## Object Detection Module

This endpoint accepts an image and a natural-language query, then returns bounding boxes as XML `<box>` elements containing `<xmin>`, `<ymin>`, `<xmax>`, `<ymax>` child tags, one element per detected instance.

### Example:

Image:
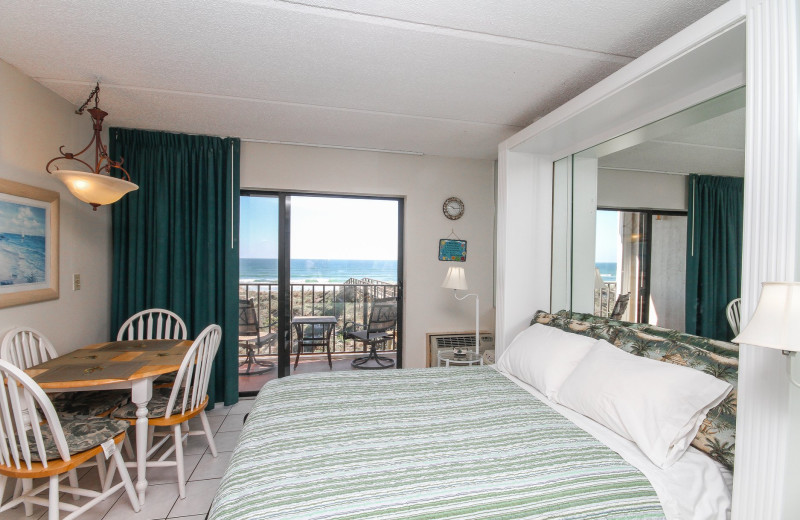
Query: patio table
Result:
<box><xmin>292</xmin><ymin>316</ymin><xmax>336</xmax><ymax>370</ymax></box>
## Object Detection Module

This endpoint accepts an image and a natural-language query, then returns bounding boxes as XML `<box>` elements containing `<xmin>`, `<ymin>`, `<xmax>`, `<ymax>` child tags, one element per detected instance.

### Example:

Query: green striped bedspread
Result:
<box><xmin>209</xmin><ymin>367</ymin><xmax>664</xmax><ymax>519</ymax></box>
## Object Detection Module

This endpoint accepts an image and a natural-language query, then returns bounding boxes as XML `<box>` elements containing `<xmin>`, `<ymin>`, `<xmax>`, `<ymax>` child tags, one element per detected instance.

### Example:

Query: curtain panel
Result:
<box><xmin>109</xmin><ymin>128</ymin><xmax>240</xmax><ymax>407</ymax></box>
<box><xmin>685</xmin><ymin>174</ymin><xmax>743</xmax><ymax>341</ymax></box>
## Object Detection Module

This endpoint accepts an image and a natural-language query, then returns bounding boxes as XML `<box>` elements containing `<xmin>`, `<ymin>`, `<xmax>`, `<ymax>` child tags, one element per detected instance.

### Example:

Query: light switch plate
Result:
<box><xmin>73</xmin><ymin>274</ymin><xmax>81</xmax><ymax>291</ymax></box>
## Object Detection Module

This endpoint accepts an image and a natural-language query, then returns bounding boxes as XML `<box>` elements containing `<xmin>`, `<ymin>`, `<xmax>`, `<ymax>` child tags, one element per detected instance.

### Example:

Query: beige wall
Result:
<box><xmin>241</xmin><ymin>143</ymin><xmax>496</xmax><ymax>368</ymax></box>
<box><xmin>0</xmin><ymin>60</ymin><xmax>112</xmax><ymax>355</ymax></box>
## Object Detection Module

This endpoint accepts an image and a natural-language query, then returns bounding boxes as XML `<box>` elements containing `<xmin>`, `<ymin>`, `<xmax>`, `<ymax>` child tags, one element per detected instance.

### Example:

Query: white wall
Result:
<box><xmin>597</xmin><ymin>169</ymin><xmax>688</xmax><ymax>211</ymax></box>
<box><xmin>240</xmin><ymin>142</ymin><xmax>495</xmax><ymax>368</ymax></box>
<box><xmin>0</xmin><ymin>60</ymin><xmax>112</xmax><ymax>355</ymax></box>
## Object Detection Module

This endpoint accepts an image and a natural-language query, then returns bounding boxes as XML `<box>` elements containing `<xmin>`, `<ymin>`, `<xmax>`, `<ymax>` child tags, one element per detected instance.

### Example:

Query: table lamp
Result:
<box><xmin>732</xmin><ymin>281</ymin><xmax>800</xmax><ymax>388</ymax></box>
<box><xmin>441</xmin><ymin>266</ymin><xmax>480</xmax><ymax>356</ymax></box>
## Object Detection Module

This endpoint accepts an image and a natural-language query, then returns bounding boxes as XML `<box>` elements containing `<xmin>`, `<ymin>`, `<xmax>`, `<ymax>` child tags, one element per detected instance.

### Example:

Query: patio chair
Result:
<box><xmin>239</xmin><ymin>298</ymin><xmax>277</xmax><ymax>375</ymax></box>
<box><xmin>113</xmin><ymin>324</ymin><xmax>221</xmax><ymax>499</ymax></box>
<box><xmin>726</xmin><ymin>297</ymin><xmax>742</xmax><ymax>335</ymax></box>
<box><xmin>610</xmin><ymin>292</ymin><xmax>631</xmax><ymax>320</ymax></box>
<box><xmin>0</xmin><ymin>359</ymin><xmax>140</xmax><ymax>520</ymax></box>
<box><xmin>346</xmin><ymin>298</ymin><xmax>397</xmax><ymax>369</ymax></box>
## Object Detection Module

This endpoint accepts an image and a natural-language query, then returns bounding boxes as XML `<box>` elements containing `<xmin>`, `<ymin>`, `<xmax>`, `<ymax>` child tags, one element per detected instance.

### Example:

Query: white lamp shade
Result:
<box><xmin>52</xmin><ymin>170</ymin><xmax>138</xmax><ymax>206</ymax></box>
<box><xmin>441</xmin><ymin>266</ymin><xmax>468</xmax><ymax>290</ymax></box>
<box><xmin>732</xmin><ymin>282</ymin><xmax>800</xmax><ymax>351</ymax></box>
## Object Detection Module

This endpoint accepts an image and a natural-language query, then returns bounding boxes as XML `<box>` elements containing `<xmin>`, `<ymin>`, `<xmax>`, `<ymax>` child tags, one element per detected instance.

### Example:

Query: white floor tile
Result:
<box><xmin>182</xmin><ymin>433</ymin><xmax>213</xmax><ymax>456</ymax></box>
<box><xmin>190</xmin><ymin>452</ymin><xmax>233</xmax><ymax>481</ymax></box>
<box><xmin>145</xmin><ymin>454</ymin><xmax>203</xmax><ymax>486</ymax></box>
<box><xmin>168</xmin><ymin>515</ymin><xmax>206</xmax><ymax>520</ymax></box>
<box><xmin>0</xmin><ymin>501</ymin><xmax>46</xmax><ymax>520</ymax></box>
<box><xmin>228</xmin><ymin>399</ymin><xmax>255</xmax><ymax>416</ymax></box>
<box><xmin>217</xmin><ymin>414</ymin><xmax>245</xmax><ymax>433</ymax></box>
<box><xmin>166</xmin><ymin>478</ymin><xmax>221</xmax><ymax>518</ymax></box>
<box><xmin>205</xmin><ymin>403</ymin><xmax>232</xmax><ymax>417</ymax></box>
<box><xmin>212</xmin><ymin>430</ymin><xmax>241</xmax><ymax>453</ymax></box>
<box><xmin>105</xmin><ymin>482</ymin><xmax>178</xmax><ymax>520</ymax></box>
<box><xmin>192</xmin><ymin>414</ymin><xmax>224</xmax><ymax>434</ymax></box>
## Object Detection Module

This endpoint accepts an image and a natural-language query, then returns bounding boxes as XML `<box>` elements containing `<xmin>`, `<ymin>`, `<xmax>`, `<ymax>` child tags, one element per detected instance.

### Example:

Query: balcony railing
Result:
<box><xmin>594</xmin><ymin>281</ymin><xmax>618</xmax><ymax>318</ymax></box>
<box><xmin>239</xmin><ymin>281</ymin><xmax>399</xmax><ymax>356</ymax></box>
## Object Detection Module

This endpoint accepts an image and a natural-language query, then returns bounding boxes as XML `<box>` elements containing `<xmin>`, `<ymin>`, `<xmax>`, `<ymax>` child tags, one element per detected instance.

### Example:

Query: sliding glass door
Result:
<box><xmin>238</xmin><ymin>192</ymin><xmax>403</xmax><ymax>396</ymax></box>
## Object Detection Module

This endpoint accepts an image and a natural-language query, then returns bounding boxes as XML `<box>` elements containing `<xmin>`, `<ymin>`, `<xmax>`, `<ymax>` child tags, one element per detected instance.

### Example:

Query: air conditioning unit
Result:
<box><xmin>427</xmin><ymin>331</ymin><xmax>495</xmax><ymax>367</ymax></box>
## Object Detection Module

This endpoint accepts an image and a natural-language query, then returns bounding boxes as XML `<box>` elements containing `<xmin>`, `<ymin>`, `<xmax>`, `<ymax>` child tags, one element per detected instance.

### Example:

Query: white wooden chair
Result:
<box><xmin>113</xmin><ymin>324</ymin><xmax>221</xmax><ymax>499</ymax></box>
<box><xmin>116</xmin><ymin>309</ymin><xmax>189</xmax><ymax>454</ymax></box>
<box><xmin>0</xmin><ymin>360</ymin><xmax>140</xmax><ymax>520</ymax></box>
<box><xmin>726</xmin><ymin>297</ymin><xmax>742</xmax><ymax>336</ymax></box>
<box><xmin>1</xmin><ymin>327</ymin><xmax>129</xmax><ymax>501</ymax></box>
<box><xmin>117</xmin><ymin>308</ymin><xmax>187</xmax><ymax>341</ymax></box>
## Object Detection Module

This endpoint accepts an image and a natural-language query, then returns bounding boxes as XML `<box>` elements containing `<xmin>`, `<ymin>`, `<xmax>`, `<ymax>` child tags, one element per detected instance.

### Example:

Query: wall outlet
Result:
<box><xmin>73</xmin><ymin>274</ymin><xmax>81</xmax><ymax>291</ymax></box>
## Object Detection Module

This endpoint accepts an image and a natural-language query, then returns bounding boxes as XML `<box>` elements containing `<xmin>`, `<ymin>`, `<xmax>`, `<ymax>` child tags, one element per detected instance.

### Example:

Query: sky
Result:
<box><xmin>595</xmin><ymin>210</ymin><xmax>619</xmax><ymax>263</ymax></box>
<box><xmin>0</xmin><ymin>200</ymin><xmax>46</xmax><ymax>237</ymax></box>
<box><xmin>240</xmin><ymin>195</ymin><xmax>399</xmax><ymax>260</ymax></box>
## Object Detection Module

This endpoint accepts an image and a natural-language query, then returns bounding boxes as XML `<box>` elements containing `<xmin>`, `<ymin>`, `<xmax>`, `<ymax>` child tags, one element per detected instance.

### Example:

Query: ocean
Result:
<box><xmin>240</xmin><ymin>258</ymin><xmax>398</xmax><ymax>284</ymax></box>
<box><xmin>596</xmin><ymin>262</ymin><xmax>617</xmax><ymax>282</ymax></box>
<box><xmin>0</xmin><ymin>233</ymin><xmax>46</xmax><ymax>286</ymax></box>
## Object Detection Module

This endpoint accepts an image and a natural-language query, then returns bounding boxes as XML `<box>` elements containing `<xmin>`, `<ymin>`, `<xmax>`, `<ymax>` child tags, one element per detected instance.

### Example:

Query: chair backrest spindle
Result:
<box><xmin>1</xmin><ymin>328</ymin><xmax>59</xmax><ymax>370</ymax></box>
<box><xmin>0</xmin><ymin>360</ymin><xmax>70</xmax><ymax>471</ymax></box>
<box><xmin>166</xmin><ymin>325</ymin><xmax>221</xmax><ymax>419</ymax></box>
<box><xmin>117</xmin><ymin>308</ymin><xmax>188</xmax><ymax>341</ymax></box>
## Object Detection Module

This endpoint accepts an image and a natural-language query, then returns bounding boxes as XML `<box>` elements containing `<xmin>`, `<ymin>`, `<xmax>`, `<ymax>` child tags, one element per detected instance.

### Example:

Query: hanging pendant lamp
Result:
<box><xmin>46</xmin><ymin>82</ymin><xmax>137</xmax><ymax>210</ymax></box>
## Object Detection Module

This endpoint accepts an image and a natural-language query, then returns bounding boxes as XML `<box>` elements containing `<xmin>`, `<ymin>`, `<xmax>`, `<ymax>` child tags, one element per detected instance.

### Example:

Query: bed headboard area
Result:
<box><xmin>530</xmin><ymin>310</ymin><xmax>738</xmax><ymax>470</ymax></box>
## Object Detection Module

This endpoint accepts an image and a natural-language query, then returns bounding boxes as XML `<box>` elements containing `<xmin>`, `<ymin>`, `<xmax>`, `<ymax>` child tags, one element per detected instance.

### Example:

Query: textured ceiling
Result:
<box><xmin>599</xmin><ymin>108</ymin><xmax>745</xmax><ymax>177</ymax></box>
<box><xmin>0</xmin><ymin>0</ymin><xmax>728</xmax><ymax>159</ymax></box>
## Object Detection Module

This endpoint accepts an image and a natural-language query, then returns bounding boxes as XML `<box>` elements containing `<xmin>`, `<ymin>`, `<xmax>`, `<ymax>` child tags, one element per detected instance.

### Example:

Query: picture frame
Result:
<box><xmin>438</xmin><ymin>239</ymin><xmax>467</xmax><ymax>262</ymax></box>
<box><xmin>0</xmin><ymin>178</ymin><xmax>59</xmax><ymax>308</ymax></box>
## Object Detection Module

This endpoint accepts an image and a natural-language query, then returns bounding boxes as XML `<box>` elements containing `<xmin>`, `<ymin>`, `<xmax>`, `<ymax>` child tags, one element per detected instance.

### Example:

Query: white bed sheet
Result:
<box><xmin>498</xmin><ymin>369</ymin><xmax>732</xmax><ymax>520</ymax></box>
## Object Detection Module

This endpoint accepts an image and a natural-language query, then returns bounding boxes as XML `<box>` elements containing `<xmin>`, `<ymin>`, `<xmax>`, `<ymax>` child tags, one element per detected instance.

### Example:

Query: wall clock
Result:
<box><xmin>443</xmin><ymin>197</ymin><xmax>465</xmax><ymax>220</ymax></box>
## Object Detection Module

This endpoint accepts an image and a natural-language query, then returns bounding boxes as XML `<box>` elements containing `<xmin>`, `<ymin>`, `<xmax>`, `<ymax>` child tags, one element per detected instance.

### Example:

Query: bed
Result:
<box><xmin>209</xmin><ymin>312</ymin><xmax>735</xmax><ymax>520</ymax></box>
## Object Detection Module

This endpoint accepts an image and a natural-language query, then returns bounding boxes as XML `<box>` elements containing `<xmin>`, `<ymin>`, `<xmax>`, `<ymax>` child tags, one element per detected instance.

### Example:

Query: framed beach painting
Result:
<box><xmin>0</xmin><ymin>178</ymin><xmax>59</xmax><ymax>308</ymax></box>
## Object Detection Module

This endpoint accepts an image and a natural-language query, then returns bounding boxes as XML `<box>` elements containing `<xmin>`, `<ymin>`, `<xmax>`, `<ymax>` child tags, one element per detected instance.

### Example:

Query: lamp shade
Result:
<box><xmin>732</xmin><ymin>282</ymin><xmax>800</xmax><ymax>351</ymax></box>
<box><xmin>441</xmin><ymin>266</ymin><xmax>468</xmax><ymax>290</ymax></box>
<box><xmin>52</xmin><ymin>170</ymin><xmax>138</xmax><ymax>207</ymax></box>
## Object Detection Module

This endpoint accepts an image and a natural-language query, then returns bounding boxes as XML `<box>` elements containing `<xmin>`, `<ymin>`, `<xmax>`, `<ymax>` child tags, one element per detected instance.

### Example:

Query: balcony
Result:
<box><xmin>238</xmin><ymin>280</ymin><xmax>399</xmax><ymax>393</ymax></box>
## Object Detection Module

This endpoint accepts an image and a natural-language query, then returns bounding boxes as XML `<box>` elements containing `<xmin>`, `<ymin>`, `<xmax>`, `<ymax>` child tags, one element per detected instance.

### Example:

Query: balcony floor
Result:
<box><xmin>238</xmin><ymin>352</ymin><xmax>398</xmax><ymax>394</ymax></box>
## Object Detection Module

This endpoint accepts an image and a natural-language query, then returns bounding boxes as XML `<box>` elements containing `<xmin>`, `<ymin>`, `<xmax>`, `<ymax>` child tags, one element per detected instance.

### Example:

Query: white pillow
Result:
<box><xmin>495</xmin><ymin>324</ymin><xmax>596</xmax><ymax>399</ymax></box>
<box><xmin>556</xmin><ymin>340</ymin><xmax>733</xmax><ymax>469</ymax></box>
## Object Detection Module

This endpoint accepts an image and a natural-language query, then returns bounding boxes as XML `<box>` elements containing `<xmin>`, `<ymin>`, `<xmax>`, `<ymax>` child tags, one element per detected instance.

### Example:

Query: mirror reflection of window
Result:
<box><xmin>562</xmin><ymin>87</ymin><xmax>744</xmax><ymax>338</ymax></box>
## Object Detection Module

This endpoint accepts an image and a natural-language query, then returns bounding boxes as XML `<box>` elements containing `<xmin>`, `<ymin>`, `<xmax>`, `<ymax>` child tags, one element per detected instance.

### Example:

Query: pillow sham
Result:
<box><xmin>530</xmin><ymin>310</ymin><xmax>619</xmax><ymax>342</ymax></box>
<box><xmin>613</xmin><ymin>327</ymin><xmax>738</xmax><ymax>469</ymax></box>
<box><xmin>495</xmin><ymin>324</ymin><xmax>596</xmax><ymax>399</ymax></box>
<box><xmin>556</xmin><ymin>339</ymin><xmax>733</xmax><ymax>469</ymax></box>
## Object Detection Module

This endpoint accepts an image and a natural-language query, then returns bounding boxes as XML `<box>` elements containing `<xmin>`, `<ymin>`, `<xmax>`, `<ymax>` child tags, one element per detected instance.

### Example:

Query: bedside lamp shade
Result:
<box><xmin>732</xmin><ymin>282</ymin><xmax>800</xmax><ymax>352</ymax></box>
<box><xmin>442</xmin><ymin>267</ymin><xmax>468</xmax><ymax>290</ymax></box>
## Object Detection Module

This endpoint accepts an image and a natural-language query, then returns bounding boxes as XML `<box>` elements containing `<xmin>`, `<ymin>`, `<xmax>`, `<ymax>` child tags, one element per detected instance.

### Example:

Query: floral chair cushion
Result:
<box><xmin>52</xmin><ymin>390</ymin><xmax>130</xmax><ymax>417</ymax></box>
<box><xmin>530</xmin><ymin>310</ymin><xmax>620</xmax><ymax>342</ymax></box>
<box><xmin>28</xmin><ymin>416</ymin><xmax>129</xmax><ymax>462</ymax></box>
<box><xmin>613</xmin><ymin>327</ymin><xmax>737</xmax><ymax>469</ymax></box>
<box><xmin>112</xmin><ymin>387</ymin><xmax>186</xmax><ymax>420</ymax></box>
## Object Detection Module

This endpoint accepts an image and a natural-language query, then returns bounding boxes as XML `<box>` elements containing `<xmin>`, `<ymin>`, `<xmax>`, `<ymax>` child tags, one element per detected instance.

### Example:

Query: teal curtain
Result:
<box><xmin>109</xmin><ymin>128</ymin><xmax>240</xmax><ymax>408</ymax></box>
<box><xmin>685</xmin><ymin>174</ymin><xmax>743</xmax><ymax>341</ymax></box>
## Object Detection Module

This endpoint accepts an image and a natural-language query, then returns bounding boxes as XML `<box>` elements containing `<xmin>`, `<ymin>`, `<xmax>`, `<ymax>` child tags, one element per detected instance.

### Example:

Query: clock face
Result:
<box><xmin>443</xmin><ymin>197</ymin><xmax>464</xmax><ymax>220</ymax></box>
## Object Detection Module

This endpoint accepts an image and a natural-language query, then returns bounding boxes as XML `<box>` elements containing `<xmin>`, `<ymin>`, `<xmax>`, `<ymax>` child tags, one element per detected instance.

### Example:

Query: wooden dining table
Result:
<box><xmin>25</xmin><ymin>339</ymin><xmax>192</xmax><ymax>506</ymax></box>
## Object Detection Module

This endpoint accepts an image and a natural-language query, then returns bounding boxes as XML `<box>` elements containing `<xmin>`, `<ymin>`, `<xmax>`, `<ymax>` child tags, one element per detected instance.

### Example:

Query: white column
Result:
<box><xmin>496</xmin><ymin>146</ymin><xmax>553</xmax><ymax>355</ymax></box>
<box><xmin>732</xmin><ymin>1</ymin><xmax>799</xmax><ymax>518</ymax></box>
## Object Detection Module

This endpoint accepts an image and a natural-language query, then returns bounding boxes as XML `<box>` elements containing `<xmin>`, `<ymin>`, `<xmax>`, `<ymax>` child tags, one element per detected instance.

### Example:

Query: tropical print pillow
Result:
<box><xmin>613</xmin><ymin>327</ymin><xmax>737</xmax><ymax>469</ymax></box>
<box><xmin>563</xmin><ymin>311</ymin><xmax>739</xmax><ymax>358</ymax></box>
<box><xmin>530</xmin><ymin>310</ymin><xmax>619</xmax><ymax>342</ymax></box>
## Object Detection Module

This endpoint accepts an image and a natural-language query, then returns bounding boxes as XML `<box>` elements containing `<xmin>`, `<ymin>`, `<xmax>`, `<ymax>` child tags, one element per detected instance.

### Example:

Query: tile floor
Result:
<box><xmin>2</xmin><ymin>398</ymin><xmax>254</xmax><ymax>520</ymax></box>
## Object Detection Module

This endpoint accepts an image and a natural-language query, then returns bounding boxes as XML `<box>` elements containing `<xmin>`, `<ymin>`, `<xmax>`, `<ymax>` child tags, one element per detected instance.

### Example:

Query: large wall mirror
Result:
<box><xmin>552</xmin><ymin>86</ymin><xmax>745</xmax><ymax>340</ymax></box>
